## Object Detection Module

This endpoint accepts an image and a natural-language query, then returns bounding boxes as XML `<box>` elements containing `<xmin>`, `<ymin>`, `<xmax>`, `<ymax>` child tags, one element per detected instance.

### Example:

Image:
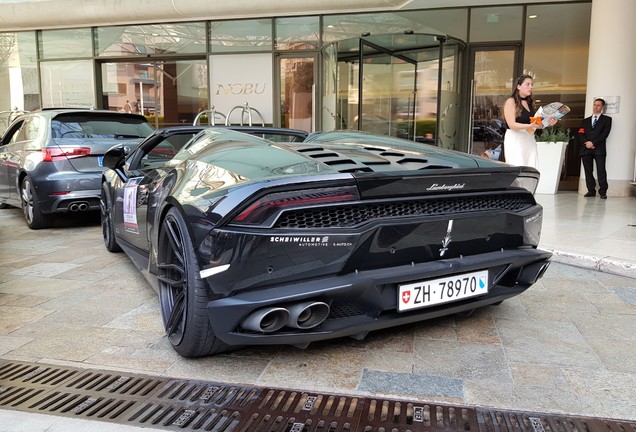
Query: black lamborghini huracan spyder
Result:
<box><xmin>100</xmin><ymin>127</ymin><xmax>551</xmax><ymax>357</ymax></box>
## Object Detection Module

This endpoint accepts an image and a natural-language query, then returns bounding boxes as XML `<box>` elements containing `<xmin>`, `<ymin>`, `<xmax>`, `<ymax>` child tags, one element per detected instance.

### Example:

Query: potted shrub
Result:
<box><xmin>535</xmin><ymin>125</ymin><xmax>571</xmax><ymax>194</ymax></box>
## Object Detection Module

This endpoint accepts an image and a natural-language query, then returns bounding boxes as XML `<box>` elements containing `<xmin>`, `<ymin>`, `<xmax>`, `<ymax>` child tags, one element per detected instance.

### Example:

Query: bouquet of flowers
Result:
<box><xmin>530</xmin><ymin>102</ymin><xmax>570</xmax><ymax>128</ymax></box>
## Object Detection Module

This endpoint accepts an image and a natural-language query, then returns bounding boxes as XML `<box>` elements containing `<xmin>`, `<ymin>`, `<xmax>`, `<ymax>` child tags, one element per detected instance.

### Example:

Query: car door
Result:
<box><xmin>113</xmin><ymin>129</ymin><xmax>200</xmax><ymax>255</ymax></box>
<box><xmin>0</xmin><ymin>119</ymin><xmax>27</xmax><ymax>203</ymax></box>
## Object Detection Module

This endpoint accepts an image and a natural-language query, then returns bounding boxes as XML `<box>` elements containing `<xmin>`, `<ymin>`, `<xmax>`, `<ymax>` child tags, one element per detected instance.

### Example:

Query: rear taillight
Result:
<box><xmin>233</xmin><ymin>185</ymin><xmax>360</xmax><ymax>225</ymax></box>
<box><xmin>42</xmin><ymin>147</ymin><xmax>91</xmax><ymax>162</ymax></box>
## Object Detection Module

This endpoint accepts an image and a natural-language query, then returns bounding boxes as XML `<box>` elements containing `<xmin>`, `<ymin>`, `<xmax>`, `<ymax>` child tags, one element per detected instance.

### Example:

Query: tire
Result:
<box><xmin>100</xmin><ymin>183</ymin><xmax>122</xmax><ymax>252</ymax></box>
<box><xmin>20</xmin><ymin>176</ymin><xmax>53</xmax><ymax>229</ymax></box>
<box><xmin>157</xmin><ymin>207</ymin><xmax>228</xmax><ymax>357</ymax></box>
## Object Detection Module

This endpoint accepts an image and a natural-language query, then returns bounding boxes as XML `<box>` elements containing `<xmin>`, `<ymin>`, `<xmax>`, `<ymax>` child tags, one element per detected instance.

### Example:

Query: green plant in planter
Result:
<box><xmin>537</xmin><ymin>124</ymin><xmax>571</xmax><ymax>142</ymax></box>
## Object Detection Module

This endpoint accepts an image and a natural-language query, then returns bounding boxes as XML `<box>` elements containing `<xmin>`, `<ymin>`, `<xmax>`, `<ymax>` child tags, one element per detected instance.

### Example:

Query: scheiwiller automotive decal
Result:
<box><xmin>269</xmin><ymin>236</ymin><xmax>353</xmax><ymax>247</ymax></box>
<box><xmin>439</xmin><ymin>220</ymin><xmax>453</xmax><ymax>257</ymax></box>
<box><xmin>123</xmin><ymin>177</ymin><xmax>143</xmax><ymax>234</ymax></box>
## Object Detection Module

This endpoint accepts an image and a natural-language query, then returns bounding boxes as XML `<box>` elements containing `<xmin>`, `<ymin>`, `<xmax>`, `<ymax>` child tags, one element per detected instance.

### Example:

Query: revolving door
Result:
<box><xmin>321</xmin><ymin>33</ymin><xmax>465</xmax><ymax>150</ymax></box>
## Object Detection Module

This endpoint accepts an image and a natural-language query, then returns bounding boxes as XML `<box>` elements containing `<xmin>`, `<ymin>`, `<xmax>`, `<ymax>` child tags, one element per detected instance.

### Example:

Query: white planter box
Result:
<box><xmin>536</xmin><ymin>141</ymin><xmax>568</xmax><ymax>194</ymax></box>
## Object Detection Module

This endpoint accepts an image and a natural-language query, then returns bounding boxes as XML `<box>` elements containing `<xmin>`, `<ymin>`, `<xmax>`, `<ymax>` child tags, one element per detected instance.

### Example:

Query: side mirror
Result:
<box><xmin>103</xmin><ymin>145</ymin><xmax>127</xmax><ymax>170</ymax></box>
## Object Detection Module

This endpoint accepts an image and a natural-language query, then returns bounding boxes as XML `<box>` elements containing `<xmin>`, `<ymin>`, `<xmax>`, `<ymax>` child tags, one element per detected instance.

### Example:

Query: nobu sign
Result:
<box><xmin>215</xmin><ymin>83</ymin><xmax>267</xmax><ymax>95</ymax></box>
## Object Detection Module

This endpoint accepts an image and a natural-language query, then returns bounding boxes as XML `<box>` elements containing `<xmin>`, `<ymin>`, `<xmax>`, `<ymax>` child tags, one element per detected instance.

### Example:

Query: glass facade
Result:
<box><xmin>39</xmin><ymin>28</ymin><xmax>92</xmax><ymax>59</ymax></box>
<box><xmin>0</xmin><ymin>31</ymin><xmax>38</xmax><ymax>130</ymax></box>
<box><xmin>95</xmin><ymin>23</ymin><xmax>207</xmax><ymax>56</ymax></box>
<box><xmin>40</xmin><ymin>60</ymin><xmax>95</xmax><ymax>108</ymax></box>
<box><xmin>0</xmin><ymin>2</ymin><xmax>592</xmax><ymax>152</ymax></box>
<box><xmin>275</xmin><ymin>16</ymin><xmax>320</xmax><ymax>50</ymax></box>
<box><xmin>209</xmin><ymin>19</ymin><xmax>273</xmax><ymax>52</ymax></box>
<box><xmin>469</xmin><ymin>6</ymin><xmax>524</xmax><ymax>42</ymax></box>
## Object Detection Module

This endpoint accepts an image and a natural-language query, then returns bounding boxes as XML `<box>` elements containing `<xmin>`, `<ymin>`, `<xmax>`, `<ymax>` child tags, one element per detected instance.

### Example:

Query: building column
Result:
<box><xmin>579</xmin><ymin>0</ymin><xmax>636</xmax><ymax>197</ymax></box>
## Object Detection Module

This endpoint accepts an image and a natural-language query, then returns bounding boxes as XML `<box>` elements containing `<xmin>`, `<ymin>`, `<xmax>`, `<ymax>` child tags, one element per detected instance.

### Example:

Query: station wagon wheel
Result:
<box><xmin>157</xmin><ymin>207</ymin><xmax>228</xmax><ymax>357</ymax></box>
<box><xmin>20</xmin><ymin>176</ymin><xmax>53</xmax><ymax>229</ymax></box>
<box><xmin>100</xmin><ymin>183</ymin><xmax>121</xmax><ymax>252</ymax></box>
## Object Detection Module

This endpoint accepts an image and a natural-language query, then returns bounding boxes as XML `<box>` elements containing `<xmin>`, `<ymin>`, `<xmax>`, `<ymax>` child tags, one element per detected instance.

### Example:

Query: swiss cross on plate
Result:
<box><xmin>401</xmin><ymin>290</ymin><xmax>411</xmax><ymax>304</ymax></box>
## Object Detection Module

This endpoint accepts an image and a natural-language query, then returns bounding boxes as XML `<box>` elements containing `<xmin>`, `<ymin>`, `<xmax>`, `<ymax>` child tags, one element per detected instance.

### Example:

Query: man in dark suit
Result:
<box><xmin>578</xmin><ymin>98</ymin><xmax>612</xmax><ymax>199</ymax></box>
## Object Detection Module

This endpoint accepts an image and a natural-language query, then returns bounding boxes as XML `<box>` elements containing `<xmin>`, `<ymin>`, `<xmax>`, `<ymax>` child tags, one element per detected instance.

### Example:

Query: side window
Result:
<box><xmin>16</xmin><ymin>118</ymin><xmax>42</xmax><ymax>149</ymax></box>
<box><xmin>24</xmin><ymin>117</ymin><xmax>41</xmax><ymax>141</ymax></box>
<box><xmin>1</xmin><ymin>120</ymin><xmax>26</xmax><ymax>145</ymax></box>
<box><xmin>140</xmin><ymin>133</ymin><xmax>197</xmax><ymax>168</ymax></box>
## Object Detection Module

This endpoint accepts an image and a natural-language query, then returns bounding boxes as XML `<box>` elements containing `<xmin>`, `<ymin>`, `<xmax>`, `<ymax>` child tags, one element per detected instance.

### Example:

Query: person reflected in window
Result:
<box><xmin>503</xmin><ymin>74</ymin><xmax>557</xmax><ymax>169</ymax></box>
<box><xmin>578</xmin><ymin>98</ymin><xmax>612</xmax><ymax>199</ymax></box>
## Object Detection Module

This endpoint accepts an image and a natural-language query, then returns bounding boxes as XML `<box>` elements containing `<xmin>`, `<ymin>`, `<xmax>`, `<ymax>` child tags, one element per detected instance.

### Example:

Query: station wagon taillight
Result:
<box><xmin>42</xmin><ymin>147</ymin><xmax>91</xmax><ymax>162</ymax></box>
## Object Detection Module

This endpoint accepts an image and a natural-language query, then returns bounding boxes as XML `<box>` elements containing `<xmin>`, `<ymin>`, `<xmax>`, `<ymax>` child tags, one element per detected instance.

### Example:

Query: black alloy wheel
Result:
<box><xmin>20</xmin><ymin>176</ymin><xmax>52</xmax><ymax>229</ymax></box>
<box><xmin>157</xmin><ymin>207</ymin><xmax>228</xmax><ymax>357</ymax></box>
<box><xmin>100</xmin><ymin>183</ymin><xmax>122</xmax><ymax>252</ymax></box>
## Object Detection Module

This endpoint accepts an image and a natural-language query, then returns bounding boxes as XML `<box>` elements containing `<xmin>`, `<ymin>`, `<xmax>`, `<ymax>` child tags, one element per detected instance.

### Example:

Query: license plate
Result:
<box><xmin>398</xmin><ymin>270</ymin><xmax>489</xmax><ymax>312</ymax></box>
<box><xmin>98</xmin><ymin>156</ymin><xmax>104</xmax><ymax>167</ymax></box>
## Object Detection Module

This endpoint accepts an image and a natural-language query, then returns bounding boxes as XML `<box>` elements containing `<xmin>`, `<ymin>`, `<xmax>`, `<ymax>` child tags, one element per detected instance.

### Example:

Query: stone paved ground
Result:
<box><xmin>1</xmin><ymin>206</ymin><xmax>635</xmax><ymax>420</ymax></box>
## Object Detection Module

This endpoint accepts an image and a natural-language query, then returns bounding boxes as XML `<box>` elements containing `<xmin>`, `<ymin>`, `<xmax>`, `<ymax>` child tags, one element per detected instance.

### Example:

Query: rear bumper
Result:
<box><xmin>33</xmin><ymin>172</ymin><xmax>101</xmax><ymax>214</ymax></box>
<box><xmin>206</xmin><ymin>248</ymin><xmax>551</xmax><ymax>347</ymax></box>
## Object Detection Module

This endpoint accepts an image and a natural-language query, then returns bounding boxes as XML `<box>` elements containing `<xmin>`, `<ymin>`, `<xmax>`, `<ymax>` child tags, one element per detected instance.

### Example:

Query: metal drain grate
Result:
<box><xmin>0</xmin><ymin>360</ymin><xmax>634</xmax><ymax>432</ymax></box>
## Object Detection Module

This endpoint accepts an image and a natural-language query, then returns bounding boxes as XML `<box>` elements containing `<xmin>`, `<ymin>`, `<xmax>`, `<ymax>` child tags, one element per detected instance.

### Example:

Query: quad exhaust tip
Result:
<box><xmin>518</xmin><ymin>260</ymin><xmax>551</xmax><ymax>285</ymax></box>
<box><xmin>287</xmin><ymin>301</ymin><xmax>330</xmax><ymax>329</ymax></box>
<box><xmin>68</xmin><ymin>201</ymin><xmax>90</xmax><ymax>211</ymax></box>
<box><xmin>241</xmin><ymin>307</ymin><xmax>289</xmax><ymax>333</ymax></box>
<box><xmin>241</xmin><ymin>301</ymin><xmax>330</xmax><ymax>333</ymax></box>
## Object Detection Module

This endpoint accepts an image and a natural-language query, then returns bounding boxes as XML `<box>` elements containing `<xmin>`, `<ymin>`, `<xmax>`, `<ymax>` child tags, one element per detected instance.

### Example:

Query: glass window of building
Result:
<box><xmin>96</xmin><ymin>23</ymin><xmax>207</xmax><ymax>57</ymax></box>
<box><xmin>0</xmin><ymin>31</ymin><xmax>39</xmax><ymax>121</ymax></box>
<box><xmin>40</xmin><ymin>60</ymin><xmax>95</xmax><ymax>108</ymax></box>
<box><xmin>524</xmin><ymin>2</ymin><xmax>591</xmax><ymax>181</ymax></box>
<box><xmin>524</xmin><ymin>3</ymin><xmax>591</xmax><ymax>120</ymax></box>
<box><xmin>209</xmin><ymin>19</ymin><xmax>272</xmax><ymax>52</ymax></box>
<box><xmin>39</xmin><ymin>28</ymin><xmax>92</xmax><ymax>59</ymax></box>
<box><xmin>275</xmin><ymin>16</ymin><xmax>319</xmax><ymax>50</ymax></box>
<box><xmin>469</xmin><ymin>7</ymin><xmax>523</xmax><ymax>42</ymax></box>
<box><xmin>323</xmin><ymin>10</ymin><xmax>467</xmax><ymax>43</ymax></box>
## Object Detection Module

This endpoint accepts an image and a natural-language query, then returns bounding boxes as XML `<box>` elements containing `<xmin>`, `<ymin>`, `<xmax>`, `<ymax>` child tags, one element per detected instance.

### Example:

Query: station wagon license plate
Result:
<box><xmin>98</xmin><ymin>156</ymin><xmax>104</xmax><ymax>167</ymax></box>
<box><xmin>398</xmin><ymin>270</ymin><xmax>489</xmax><ymax>312</ymax></box>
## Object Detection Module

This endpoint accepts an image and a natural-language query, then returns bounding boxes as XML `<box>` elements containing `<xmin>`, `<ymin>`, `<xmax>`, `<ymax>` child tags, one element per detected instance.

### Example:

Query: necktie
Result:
<box><xmin>592</xmin><ymin>116</ymin><xmax>597</xmax><ymax>128</ymax></box>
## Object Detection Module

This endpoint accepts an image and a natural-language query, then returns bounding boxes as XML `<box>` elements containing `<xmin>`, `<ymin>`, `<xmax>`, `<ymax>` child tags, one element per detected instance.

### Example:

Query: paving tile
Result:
<box><xmin>8</xmin><ymin>325</ymin><xmax>140</xmax><ymax>362</ymax></box>
<box><xmin>5</xmin><ymin>319</ymin><xmax>65</xmax><ymax>339</ymax></box>
<box><xmin>463</xmin><ymin>380</ymin><xmax>583</xmax><ymax>416</ymax></box>
<box><xmin>0</xmin><ymin>335</ymin><xmax>33</xmax><ymax>356</ymax></box>
<box><xmin>257</xmin><ymin>345</ymin><xmax>366</xmax><ymax>391</ymax></box>
<box><xmin>569</xmin><ymin>313</ymin><xmax>636</xmax><ymax>341</ymax></box>
<box><xmin>104</xmin><ymin>300</ymin><xmax>165</xmax><ymax>333</ymax></box>
<box><xmin>483</xmin><ymin>296</ymin><xmax>531</xmax><ymax>321</ymax></box>
<box><xmin>4</xmin><ymin>295</ymin><xmax>51</xmax><ymax>308</ymax></box>
<box><xmin>585</xmin><ymin>338</ymin><xmax>636</xmax><ymax>374</ymax></box>
<box><xmin>608</xmin><ymin>286</ymin><xmax>636</xmax><ymax>305</ymax></box>
<box><xmin>84</xmin><ymin>345</ymin><xmax>178</xmax><ymax>374</ymax></box>
<box><xmin>495</xmin><ymin>318</ymin><xmax>604</xmax><ymax>368</ymax></box>
<box><xmin>357</xmin><ymin>349</ymin><xmax>414</xmax><ymax>374</ymax></box>
<box><xmin>0</xmin><ymin>306</ymin><xmax>54</xmax><ymax>334</ymax></box>
<box><xmin>0</xmin><ymin>276</ymin><xmax>85</xmax><ymax>297</ymax></box>
<box><xmin>0</xmin><ymin>293</ymin><xmax>21</xmax><ymax>305</ymax></box>
<box><xmin>509</xmin><ymin>363</ymin><xmax>568</xmax><ymax>387</ymax></box>
<box><xmin>412</xmin><ymin>338</ymin><xmax>511</xmax><ymax>382</ymax></box>
<box><xmin>167</xmin><ymin>353</ymin><xmax>271</xmax><ymax>384</ymax></box>
<box><xmin>562</xmin><ymin>367</ymin><xmax>636</xmax><ymax>420</ymax></box>
<box><xmin>358</xmin><ymin>369</ymin><xmax>464</xmax><ymax>399</ymax></box>
<box><xmin>522</xmin><ymin>290</ymin><xmax>600</xmax><ymax>321</ymax></box>
<box><xmin>455</xmin><ymin>315</ymin><xmax>501</xmax><ymax>345</ymax></box>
